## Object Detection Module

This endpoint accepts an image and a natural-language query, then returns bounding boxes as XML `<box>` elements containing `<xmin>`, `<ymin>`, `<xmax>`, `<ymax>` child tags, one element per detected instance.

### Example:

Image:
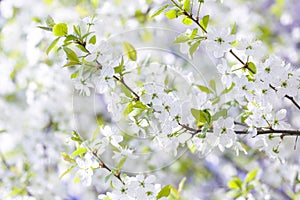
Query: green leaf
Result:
<box><xmin>228</xmin><ymin>178</ymin><xmax>242</xmax><ymax>189</ymax></box>
<box><xmin>200</xmin><ymin>15</ymin><xmax>209</xmax><ymax>30</ymax></box>
<box><xmin>190</xmin><ymin>28</ymin><xmax>198</xmax><ymax>39</ymax></box>
<box><xmin>46</xmin><ymin>37</ymin><xmax>60</xmax><ymax>55</ymax></box>
<box><xmin>182</xmin><ymin>16</ymin><xmax>193</xmax><ymax>25</ymax></box>
<box><xmin>231</xmin><ymin>22</ymin><xmax>237</xmax><ymax>35</ymax></box>
<box><xmin>46</xmin><ymin>15</ymin><xmax>56</xmax><ymax>27</ymax></box>
<box><xmin>104</xmin><ymin>173</ymin><xmax>112</xmax><ymax>183</ymax></box>
<box><xmin>151</xmin><ymin>5</ymin><xmax>169</xmax><ymax>18</ymax></box>
<box><xmin>114</xmin><ymin>57</ymin><xmax>125</xmax><ymax>75</ymax></box>
<box><xmin>245</xmin><ymin>169</ymin><xmax>258</xmax><ymax>183</ymax></box>
<box><xmin>71</xmin><ymin>130</ymin><xmax>83</xmax><ymax>142</ymax></box>
<box><xmin>211</xmin><ymin>96</ymin><xmax>220</xmax><ymax>105</ymax></box>
<box><xmin>156</xmin><ymin>185</ymin><xmax>171</xmax><ymax>199</ymax></box>
<box><xmin>0</xmin><ymin>130</ymin><xmax>6</xmax><ymax>133</ymax></box>
<box><xmin>165</xmin><ymin>9</ymin><xmax>177</xmax><ymax>19</ymax></box>
<box><xmin>221</xmin><ymin>82</ymin><xmax>235</xmax><ymax>95</ymax></box>
<box><xmin>63</xmin><ymin>46</ymin><xmax>79</xmax><ymax>63</ymax></box>
<box><xmin>212</xmin><ymin>109</ymin><xmax>227</xmax><ymax>121</ymax></box>
<box><xmin>64</xmin><ymin>34</ymin><xmax>78</xmax><ymax>43</ymax></box>
<box><xmin>59</xmin><ymin>165</ymin><xmax>76</xmax><ymax>179</ymax></box>
<box><xmin>247</xmin><ymin>62</ymin><xmax>256</xmax><ymax>74</ymax></box>
<box><xmin>89</xmin><ymin>35</ymin><xmax>97</xmax><ymax>44</ymax></box>
<box><xmin>70</xmin><ymin>71</ymin><xmax>79</xmax><ymax>79</ymax></box>
<box><xmin>123</xmin><ymin>42</ymin><xmax>137</xmax><ymax>61</ymax></box>
<box><xmin>173</xmin><ymin>34</ymin><xmax>190</xmax><ymax>44</ymax></box>
<box><xmin>116</xmin><ymin>157</ymin><xmax>127</xmax><ymax>170</ymax></box>
<box><xmin>209</xmin><ymin>79</ymin><xmax>216</xmax><ymax>91</ymax></box>
<box><xmin>61</xmin><ymin>152</ymin><xmax>75</xmax><ymax>163</ymax></box>
<box><xmin>196</xmin><ymin>84</ymin><xmax>213</xmax><ymax>94</ymax></box>
<box><xmin>71</xmin><ymin>147</ymin><xmax>87</xmax><ymax>158</ymax></box>
<box><xmin>226</xmin><ymin>189</ymin><xmax>242</xmax><ymax>199</ymax></box>
<box><xmin>183</xmin><ymin>0</ymin><xmax>190</xmax><ymax>11</ymax></box>
<box><xmin>53</xmin><ymin>23</ymin><xmax>68</xmax><ymax>37</ymax></box>
<box><xmin>63</xmin><ymin>61</ymin><xmax>80</xmax><ymax>68</ymax></box>
<box><xmin>189</xmin><ymin>40</ymin><xmax>201</xmax><ymax>58</ymax></box>
<box><xmin>37</xmin><ymin>26</ymin><xmax>52</xmax><ymax>32</ymax></box>
<box><xmin>191</xmin><ymin>108</ymin><xmax>211</xmax><ymax>126</ymax></box>
<box><xmin>73</xmin><ymin>25</ymin><xmax>81</xmax><ymax>37</ymax></box>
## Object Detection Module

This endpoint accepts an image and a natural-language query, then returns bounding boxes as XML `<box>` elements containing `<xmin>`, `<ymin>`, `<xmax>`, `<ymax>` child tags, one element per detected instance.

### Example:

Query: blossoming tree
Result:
<box><xmin>0</xmin><ymin>0</ymin><xmax>299</xmax><ymax>199</ymax></box>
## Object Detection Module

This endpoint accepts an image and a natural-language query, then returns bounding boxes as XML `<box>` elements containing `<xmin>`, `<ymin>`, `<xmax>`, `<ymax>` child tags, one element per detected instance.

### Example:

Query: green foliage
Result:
<box><xmin>123</xmin><ymin>42</ymin><xmax>137</xmax><ymax>61</ymax></box>
<box><xmin>156</xmin><ymin>185</ymin><xmax>180</xmax><ymax>200</ymax></box>
<box><xmin>63</xmin><ymin>46</ymin><xmax>80</xmax><ymax>63</ymax></box>
<box><xmin>89</xmin><ymin>35</ymin><xmax>96</xmax><ymax>44</ymax></box>
<box><xmin>59</xmin><ymin>165</ymin><xmax>76</xmax><ymax>179</ymax></box>
<box><xmin>227</xmin><ymin>169</ymin><xmax>259</xmax><ymax>198</ymax></box>
<box><xmin>195</xmin><ymin>84</ymin><xmax>213</xmax><ymax>94</ymax></box>
<box><xmin>191</xmin><ymin>108</ymin><xmax>211</xmax><ymax>127</ymax></box>
<box><xmin>61</xmin><ymin>152</ymin><xmax>76</xmax><ymax>163</ymax></box>
<box><xmin>182</xmin><ymin>16</ymin><xmax>193</xmax><ymax>25</ymax></box>
<box><xmin>71</xmin><ymin>130</ymin><xmax>83</xmax><ymax>143</ymax></box>
<box><xmin>165</xmin><ymin>9</ymin><xmax>178</xmax><ymax>19</ymax></box>
<box><xmin>183</xmin><ymin>0</ymin><xmax>190</xmax><ymax>12</ymax></box>
<box><xmin>247</xmin><ymin>62</ymin><xmax>256</xmax><ymax>74</ymax></box>
<box><xmin>199</xmin><ymin>15</ymin><xmax>209</xmax><ymax>31</ymax></box>
<box><xmin>46</xmin><ymin>37</ymin><xmax>60</xmax><ymax>55</ymax></box>
<box><xmin>151</xmin><ymin>5</ymin><xmax>170</xmax><ymax>18</ymax></box>
<box><xmin>71</xmin><ymin>147</ymin><xmax>87</xmax><ymax>158</ymax></box>
<box><xmin>53</xmin><ymin>23</ymin><xmax>68</xmax><ymax>37</ymax></box>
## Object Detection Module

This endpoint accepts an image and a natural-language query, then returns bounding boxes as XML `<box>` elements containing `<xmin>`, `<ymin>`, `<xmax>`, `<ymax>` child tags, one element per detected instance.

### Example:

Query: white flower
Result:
<box><xmin>213</xmin><ymin>117</ymin><xmax>236</xmax><ymax>152</ymax></box>
<box><xmin>76</xmin><ymin>153</ymin><xmax>99</xmax><ymax>186</ymax></box>
<box><xmin>85</xmin><ymin>40</ymin><xmax>113</xmax><ymax>64</ymax></box>
<box><xmin>101</xmin><ymin>126</ymin><xmax>123</xmax><ymax>147</ymax></box>
<box><xmin>205</xmin><ymin>27</ymin><xmax>234</xmax><ymax>58</ymax></box>
<box><xmin>217</xmin><ymin>59</ymin><xmax>233</xmax><ymax>88</ymax></box>
<box><xmin>74</xmin><ymin>78</ymin><xmax>94</xmax><ymax>96</ymax></box>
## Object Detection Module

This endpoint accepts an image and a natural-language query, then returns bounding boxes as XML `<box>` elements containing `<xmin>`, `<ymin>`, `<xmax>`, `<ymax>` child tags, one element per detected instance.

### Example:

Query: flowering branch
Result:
<box><xmin>170</xmin><ymin>0</ymin><xmax>207</xmax><ymax>33</ymax></box>
<box><xmin>178</xmin><ymin>122</ymin><xmax>300</xmax><ymax>137</ymax></box>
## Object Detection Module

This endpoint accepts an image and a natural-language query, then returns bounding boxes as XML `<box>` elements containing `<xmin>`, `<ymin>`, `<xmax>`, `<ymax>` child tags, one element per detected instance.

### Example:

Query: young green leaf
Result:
<box><xmin>183</xmin><ymin>0</ymin><xmax>190</xmax><ymax>12</ymax></box>
<box><xmin>53</xmin><ymin>23</ymin><xmax>68</xmax><ymax>37</ymax></box>
<box><xmin>59</xmin><ymin>165</ymin><xmax>76</xmax><ymax>179</ymax></box>
<box><xmin>165</xmin><ymin>9</ymin><xmax>177</xmax><ymax>19</ymax></box>
<box><xmin>89</xmin><ymin>35</ymin><xmax>97</xmax><ymax>44</ymax></box>
<box><xmin>123</xmin><ymin>42</ymin><xmax>137</xmax><ymax>61</ymax></box>
<box><xmin>196</xmin><ymin>84</ymin><xmax>213</xmax><ymax>94</ymax></box>
<box><xmin>63</xmin><ymin>46</ymin><xmax>79</xmax><ymax>63</ymax></box>
<box><xmin>71</xmin><ymin>147</ymin><xmax>87</xmax><ymax>157</ymax></box>
<box><xmin>156</xmin><ymin>185</ymin><xmax>171</xmax><ymax>199</ymax></box>
<box><xmin>212</xmin><ymin>109</ymin><xmax>227</xmax><ymax>121</ymax></box>
<box><xmin>182</xmin><ymin>16</ymin><xmax>193</xmax><ymax>25</ymax></box>
<box><xmin>200</xmin><ymin>15</ymin><xmax>210</xmax><ymax>30</ymax></box>
<box><xmin>245</xmin><ymin>169</ymin><xmax>258</xmax><ymax>183</ymax></box>
<box><xmin>46</xmin><ymin>15</ymin><xmax>56</xmax><ymax>27</ymax></box>
<box><xmin>46</xmin><ymin>37</ymin><xmax>60</xmax><ymax>55</ymax></box>
<box><xmin>247</xmin><ymin>62</ymin><xmax>256</xmax><ymax>74</ymax></box>
<box><xmin>189</xmin><ymin>40</ymin><xmax>201</xmax><ymax>58</ymax></box>
<box><xmin>151</xmin><ymin>5</ymin><xmax>169</xmax><ymax>19</ymax></box>
<box><xmin>61</xmin><ymin>152</ymin><xmax>75</xmax><ymax>163</ymax></box>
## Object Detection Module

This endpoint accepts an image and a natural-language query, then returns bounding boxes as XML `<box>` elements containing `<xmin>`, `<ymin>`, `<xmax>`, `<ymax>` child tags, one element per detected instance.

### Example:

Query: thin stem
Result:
<box><xmin>269</xmin><ymin>84</ymin><xmax>300</xmax><ymax>111</ymax></box>
<box><xmin>229</xmin><ymin>49</ymin><xmax>245</xmax><ymax>65</ymax></box>
<box><xmin>179</xmin><ymin>123</ymin><xmax>300</xmax><ymax>137</ymax></box>
<box><xmin>196</xmin><ymin>1</ymin><xmax>202</xmax><ymax>21</ymax></box>
<box><xmin>229</xmin><ymin>49</ymin><xmax>255</xmax><ymax>74</ymax></box>
<box><xmin>91</xmin><ymin>151</ymin><xmax>125</xmax><ymax>185</ymax></box>
<box><xmin>113</xmin><ymin>75</ymin><xmax>140</xmax><ymax>101</ymax></box>
<box><xmin>285</xmin><ymin>95</ymin><xmax>300</xmax><ymax>110</ymax></box>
